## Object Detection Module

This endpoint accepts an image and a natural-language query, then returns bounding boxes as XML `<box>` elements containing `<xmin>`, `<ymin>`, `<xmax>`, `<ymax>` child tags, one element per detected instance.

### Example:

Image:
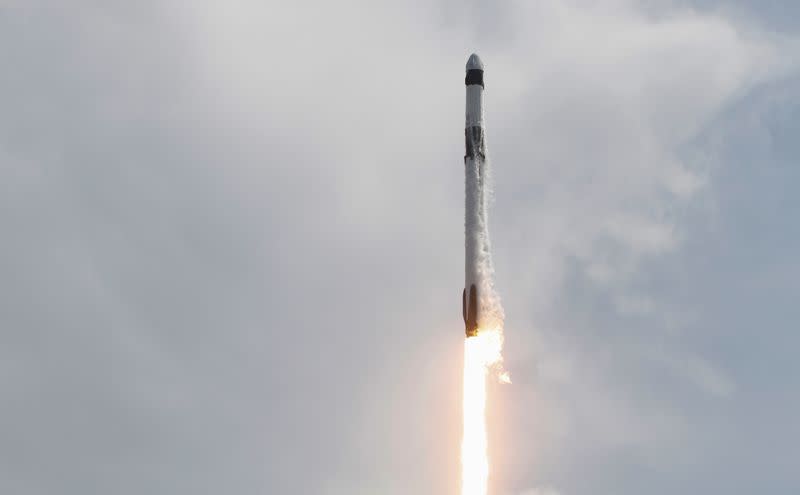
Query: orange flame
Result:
<box><xmin>461</xmin><ymin>328</ymin><xmax>505</xmax><ymax>495</ymax></box>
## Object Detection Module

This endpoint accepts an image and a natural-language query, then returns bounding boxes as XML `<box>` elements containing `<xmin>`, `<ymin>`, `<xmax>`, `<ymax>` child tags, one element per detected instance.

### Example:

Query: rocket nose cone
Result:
<box><xmin>466</xmin><ymin>53</ymin><xmax>484</xmax><ymax>71</ymax></box>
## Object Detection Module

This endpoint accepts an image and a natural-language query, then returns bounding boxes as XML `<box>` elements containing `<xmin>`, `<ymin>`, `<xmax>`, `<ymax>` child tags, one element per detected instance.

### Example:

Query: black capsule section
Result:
<box><xmin>465</xmin><ymin>69</ymin><xmax>484</xmax><ymax>88</ymax></box>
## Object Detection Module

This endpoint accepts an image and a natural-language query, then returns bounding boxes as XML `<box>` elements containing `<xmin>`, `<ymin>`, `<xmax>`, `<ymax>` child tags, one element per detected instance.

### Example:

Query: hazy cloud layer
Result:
<box><xmin>1</xmin><ymin>1</ymin><xmax>798</xmax><ymax>494</ymax></box>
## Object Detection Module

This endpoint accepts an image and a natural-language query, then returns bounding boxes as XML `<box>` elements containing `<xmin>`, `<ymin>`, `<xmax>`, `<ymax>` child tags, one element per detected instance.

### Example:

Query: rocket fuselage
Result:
<box><xmin>463</xmin><ymin>54</ymin><xmax>486</xmax><ymax>338</ymax></box>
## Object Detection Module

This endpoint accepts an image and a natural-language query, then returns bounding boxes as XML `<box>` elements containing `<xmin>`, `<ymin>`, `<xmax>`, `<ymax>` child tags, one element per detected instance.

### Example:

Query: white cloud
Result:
<box><xmin>0</xmin><ymin>1</ymin><xmax>795</xmax><ymax>494</ymax></box>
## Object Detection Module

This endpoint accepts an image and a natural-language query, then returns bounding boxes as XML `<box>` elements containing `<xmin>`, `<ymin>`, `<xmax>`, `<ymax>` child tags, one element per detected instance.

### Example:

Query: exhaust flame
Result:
<box><xmin>461</xmin><ymin>328</ymin><xmax>505</xmax><ymax>495</ymax></box>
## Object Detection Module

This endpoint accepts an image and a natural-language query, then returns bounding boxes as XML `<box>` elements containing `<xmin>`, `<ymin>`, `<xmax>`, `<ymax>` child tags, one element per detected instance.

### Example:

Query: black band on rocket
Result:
<box><xmin>465</xmin><ymin>69</ymin><xmax>484</xmax><ymax>88</ymax></box>
<box><xmin>465</xmin><ymin>126</ymin><xmax>485</xmax><ymax>159</ymax></box>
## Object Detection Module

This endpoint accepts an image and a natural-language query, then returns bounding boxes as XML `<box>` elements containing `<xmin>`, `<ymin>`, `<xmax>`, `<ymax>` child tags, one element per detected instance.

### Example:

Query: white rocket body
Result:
<box><xmin>462</xmin><ymin>54</ymin><xmax>487</xmax><ymax>338</ymax></box>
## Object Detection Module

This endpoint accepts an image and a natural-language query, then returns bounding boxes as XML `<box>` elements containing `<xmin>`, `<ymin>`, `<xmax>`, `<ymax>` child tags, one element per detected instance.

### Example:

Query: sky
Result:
<box><xmin>1</xmin><ymin>1</ymin><xmax>798</xmax><ymax>494</ymax></box>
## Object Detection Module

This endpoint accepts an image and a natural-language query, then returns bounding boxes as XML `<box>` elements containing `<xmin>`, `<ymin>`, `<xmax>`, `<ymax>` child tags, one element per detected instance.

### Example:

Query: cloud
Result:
<box><xmin>0</xmin><ymin>1</ymin><xmax>797</xmax><ymax>494</ymax></box>
<box><xmin>684</xmin><ymin>355</ymin><xmax>737</xmax><ymax>398</ymax></box>
<box><xmin>517</xmin><ymin>487</ymin><xmax>561</xmax><ymax>495</ymax></box>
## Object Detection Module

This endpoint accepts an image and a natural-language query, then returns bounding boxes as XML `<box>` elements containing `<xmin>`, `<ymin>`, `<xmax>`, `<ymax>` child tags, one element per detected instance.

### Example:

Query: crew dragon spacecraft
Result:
<box><xmin>462</xmin><ymin>53</ymin><xmax>487</xmax><ymax>339</ymax></box>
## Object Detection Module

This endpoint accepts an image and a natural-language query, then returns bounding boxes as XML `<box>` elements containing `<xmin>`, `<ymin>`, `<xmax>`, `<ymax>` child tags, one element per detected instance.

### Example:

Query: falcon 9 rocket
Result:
<box><xmin>463</xmin><ymin>53</ymin><xmax>487</xmax><ymax>339</ymax></box>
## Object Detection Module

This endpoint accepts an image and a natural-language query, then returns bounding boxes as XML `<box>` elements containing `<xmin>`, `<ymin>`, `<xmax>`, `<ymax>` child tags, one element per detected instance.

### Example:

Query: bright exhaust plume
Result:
<box><xmin>461</xmin><ymin>328</ymin><xmax>505</xmax><ymax>495</ymax></box>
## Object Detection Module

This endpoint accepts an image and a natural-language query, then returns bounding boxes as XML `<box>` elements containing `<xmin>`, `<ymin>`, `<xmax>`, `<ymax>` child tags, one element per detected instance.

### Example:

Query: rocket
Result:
<box><xmin>462</xmin><ymin>53</ymin><xmax>486</xmax><ymax>339</ymax></box>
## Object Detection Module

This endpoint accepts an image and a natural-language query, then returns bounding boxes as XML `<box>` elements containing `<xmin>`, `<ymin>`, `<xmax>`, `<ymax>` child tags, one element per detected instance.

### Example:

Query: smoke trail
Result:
<box><xmin>465</xmin><ymin>129</ymin><xmax>505</xmax><ymax>335</ymax></box>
